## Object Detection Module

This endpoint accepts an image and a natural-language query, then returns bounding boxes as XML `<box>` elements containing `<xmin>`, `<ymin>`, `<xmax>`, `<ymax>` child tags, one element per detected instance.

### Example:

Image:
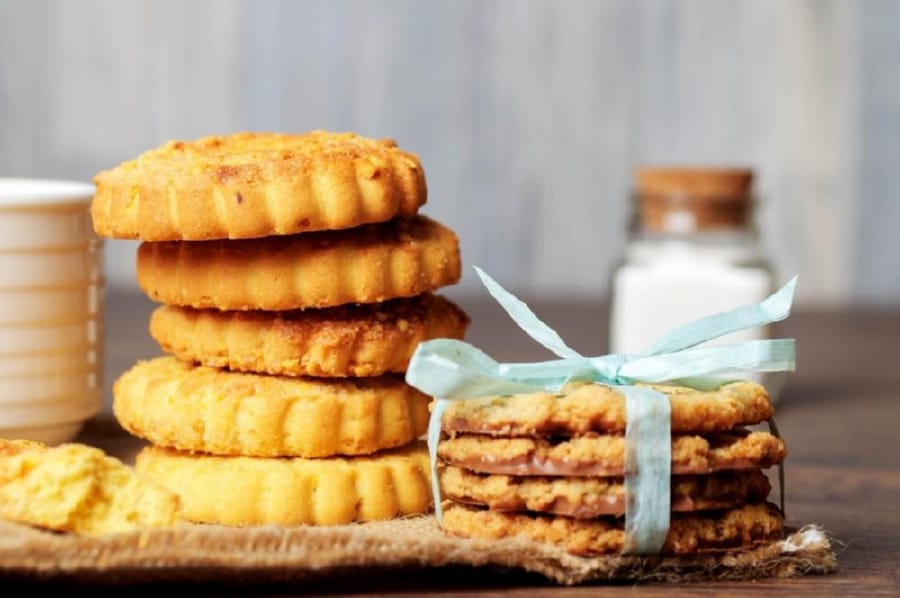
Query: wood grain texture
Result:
<box><xmin>0</xmin><ymin>0</ymin><xmax>897</xmax><ymax>304</ymax></box>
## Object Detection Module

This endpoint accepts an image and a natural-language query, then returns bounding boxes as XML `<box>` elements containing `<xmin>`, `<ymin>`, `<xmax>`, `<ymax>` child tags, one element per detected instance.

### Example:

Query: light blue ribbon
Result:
<box><xmin>406</xmin><ymin>267</ymin><xmax>797</xmax><ymax>554</ymax></box>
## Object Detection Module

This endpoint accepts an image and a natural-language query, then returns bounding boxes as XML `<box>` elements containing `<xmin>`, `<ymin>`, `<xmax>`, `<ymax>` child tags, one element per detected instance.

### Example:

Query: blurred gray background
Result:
<box><xmin>1</xmin><ymin>0</ymin><xmax>898</xmax><ymax>304</ymax></box>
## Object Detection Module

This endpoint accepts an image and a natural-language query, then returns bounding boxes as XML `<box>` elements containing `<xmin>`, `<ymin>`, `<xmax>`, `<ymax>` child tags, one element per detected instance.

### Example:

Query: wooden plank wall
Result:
<box><xmin>0</xmin><ymin>0</ymin><xmax>896</xmax><ymax>304</ymax></box>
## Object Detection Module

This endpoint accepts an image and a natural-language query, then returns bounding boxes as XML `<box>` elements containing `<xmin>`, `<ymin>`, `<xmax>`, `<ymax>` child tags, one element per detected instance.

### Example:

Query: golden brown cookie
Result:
<box><xmin>437</xmin><ymin>430</ymin><xmax>786</xmax><ymax>476</ymax></box>
<box><xmin>113</xmin><ymin>357</ymin><xmax>430</xmax><ymax>458</ymax></box>
<box><xmin>92</xmin><ymin>131</ymin><xmax>426</xmax><ymax>241</ymax></box>
<box><xmin>149</xmin><ymin>294</ymin><xmax>469</xmax><ymax>378</ymax></box>
<box><xmin>0</xmin><ymin>439</ymin><xmax>179</xmax><ymax>535</ymax></box>
<box><xmin>137</xmin><ymin>215</ymin><xmax>461</xmax><ymax>310</ymax></box>
<box><xmin>442</xmin><ymin>502</ymin><xmax>784</xmax><ymax>556</ymax></box>
<box><xmin>442</xmin><ymin>381</ymin><xmax>772</xmax><ymax>436</ymax></box>
<box><xmin>439</xmin><ymin>466</ymin><xmax>771</xmax><ymax>518</ymax></box>
<box><xmin>136</xmin><ymin>442</ymin><xmax>431</xmax><ymax>526</ymax></box>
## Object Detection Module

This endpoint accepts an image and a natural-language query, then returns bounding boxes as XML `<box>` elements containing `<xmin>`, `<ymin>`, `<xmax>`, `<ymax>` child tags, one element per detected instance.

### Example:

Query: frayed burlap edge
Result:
<box><xmin>0</xmin><ymin>516</ymin><xmax>837</xmax><ymax>585</ymax></box>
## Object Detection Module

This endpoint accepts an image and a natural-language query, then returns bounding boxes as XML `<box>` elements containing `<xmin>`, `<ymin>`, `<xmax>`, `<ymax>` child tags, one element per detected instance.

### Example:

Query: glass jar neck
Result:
<box><xmin>630</xmin><ymin>191</ymin><xmax>755</xmax><ymax>236</ymax></box>
<box><xmin>625</xmin><ymin>194</ymin><xmax>764</xmax><ymax>265</ymax></box>
<box><xmin>629</xmin><ymin>189</ymin><xmax>759</xmax><ymax>235</ymax></box>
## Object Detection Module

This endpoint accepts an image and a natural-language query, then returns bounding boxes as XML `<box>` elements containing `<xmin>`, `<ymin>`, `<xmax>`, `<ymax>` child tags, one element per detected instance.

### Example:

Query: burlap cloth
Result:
<box><xmin>0</xmin><ymin>515</ymin><xmax>836</xmax><ymax>585</ymax></box>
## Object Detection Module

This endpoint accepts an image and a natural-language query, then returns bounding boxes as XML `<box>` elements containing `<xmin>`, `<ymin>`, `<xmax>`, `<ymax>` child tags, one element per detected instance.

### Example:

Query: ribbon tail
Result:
<box><xmin>428</xmin><ymin>399</ymin><xmax>449</xmax><ymax>524</ymax></box>
<box><xmin>473</xmin><ymin>266</ymin><xmax>582</xmax><ymax>360</ymax></box>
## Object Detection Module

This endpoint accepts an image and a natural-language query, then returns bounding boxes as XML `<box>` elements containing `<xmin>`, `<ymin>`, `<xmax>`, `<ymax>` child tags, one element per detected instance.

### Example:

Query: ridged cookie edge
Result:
<box><xmin>113</xmin><ymin>357</ymin><xmax>431</xmax><ymax>458</ymax></box>
<box><xmin>149</xmin><ymin>294</ymin><xmax>469</xmax><ymax>377</ymax></box>
<box><xmin>92</xmin><ymin>131</ymin><xmax>426</xmax><ymax>241</ymax></box>
<box><xmin>135</xmin><ymin>442</ymin><xmax>431</xmax><ymax>526</ymax></box>
<box><xmin>136</xmin><ymin>216</ymin><xmax>461</xmax><ymax>310</ymax></box>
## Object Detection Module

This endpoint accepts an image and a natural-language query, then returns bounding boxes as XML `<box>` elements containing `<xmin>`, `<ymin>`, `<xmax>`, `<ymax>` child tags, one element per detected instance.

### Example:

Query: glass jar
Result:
<box><xmin>609</xmin><ymin>167</ymin><xmax>785</xmax><ymax>401</ymax></box>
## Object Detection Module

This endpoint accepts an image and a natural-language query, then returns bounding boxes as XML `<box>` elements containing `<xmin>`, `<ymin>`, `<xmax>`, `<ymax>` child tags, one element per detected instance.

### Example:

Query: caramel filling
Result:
<box><xmin>445</xmin><ymin>454</ymin><xmax>770</xmax><ymax>477</ymax></box>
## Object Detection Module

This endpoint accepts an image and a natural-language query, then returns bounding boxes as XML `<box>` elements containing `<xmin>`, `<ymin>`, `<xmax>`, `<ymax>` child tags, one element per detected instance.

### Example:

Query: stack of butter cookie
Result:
<box><xmin>435</xmin><ymin>381</ymin><xmax>786</xmax><ymax>555</ymax></box>
<box><xmin>92</xmin><ymin>131</ymin><xmax>467</xmax><ymax>526</ymax></box>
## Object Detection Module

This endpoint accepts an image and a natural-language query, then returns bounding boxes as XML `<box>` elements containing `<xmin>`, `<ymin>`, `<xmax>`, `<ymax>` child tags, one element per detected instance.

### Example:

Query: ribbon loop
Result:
<box><xmin>619</xmin><ymin>339</ymin><xmax>796</xmax><ymax>383</ymax></box>
<box><xmin>474</xmin><ymin>266</ymin><xmax>583</xmax><ymax>360</ymax></box>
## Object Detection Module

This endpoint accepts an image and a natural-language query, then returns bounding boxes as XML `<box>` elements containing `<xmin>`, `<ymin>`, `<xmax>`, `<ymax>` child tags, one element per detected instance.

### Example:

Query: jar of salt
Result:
<box><xmin>609</xmin><ymin>167</ymin><xmax>784</xmax><ymax>401</ymax></box>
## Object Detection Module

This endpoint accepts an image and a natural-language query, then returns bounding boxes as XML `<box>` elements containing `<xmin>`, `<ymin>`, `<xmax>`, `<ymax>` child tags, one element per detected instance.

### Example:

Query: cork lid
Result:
<box><xmin>634</xmin><ymin>167</ymin><xmax>754</xmax><ymax>233</ymax></box>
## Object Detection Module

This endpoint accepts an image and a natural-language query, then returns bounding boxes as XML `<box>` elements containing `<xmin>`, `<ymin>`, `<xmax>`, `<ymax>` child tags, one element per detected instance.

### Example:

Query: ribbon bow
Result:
<box><xmin>406</xmin><ymin>267</ymin><xmax>796</xmax><ymax>553</ymax></box>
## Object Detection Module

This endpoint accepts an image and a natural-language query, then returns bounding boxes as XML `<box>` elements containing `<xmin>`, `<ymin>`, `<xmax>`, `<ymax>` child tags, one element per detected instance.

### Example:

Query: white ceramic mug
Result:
<box><xmin>0</xmin><ymin>179</ymin><xmax>103</xmax><ymax>444</ymax></box>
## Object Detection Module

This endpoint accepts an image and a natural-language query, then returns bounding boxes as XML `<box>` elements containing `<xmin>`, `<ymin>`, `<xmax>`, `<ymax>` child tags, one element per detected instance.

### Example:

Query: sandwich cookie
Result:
<box><xmin>441</xmin><ymin>380</ymin><xmax>773</xmax><ymax>437</ymax></box>
<box><xmin>437</xmin><ymin>430</ymin><xmax>786</xmax><ymax>477</ymax></box>
<box><xmin>442</xmin><ymin>502</ymin><xmax>784</xmax><ymax>556</ymax></box>
<box><xmin>439</xmin><ymin>466</ymin><xmax>772</xmax><ymax>518</ymax></box>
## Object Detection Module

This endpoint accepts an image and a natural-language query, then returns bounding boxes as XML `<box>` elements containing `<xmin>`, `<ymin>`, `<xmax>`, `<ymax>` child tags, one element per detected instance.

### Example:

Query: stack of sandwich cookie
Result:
<box><xmin>92</xmin><ymin>131</ymin><xmax>467</xmax><ymax>526</ymax></box>
<box><xmin>435</xmin><ymin>381</ymin><xmax>786</xmax><ymax>555</ymax></box>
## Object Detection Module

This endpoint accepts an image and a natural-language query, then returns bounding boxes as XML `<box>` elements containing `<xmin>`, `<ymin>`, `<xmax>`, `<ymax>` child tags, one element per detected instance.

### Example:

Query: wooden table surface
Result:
<box><xmin>75</xmin><ymin>291</ymin><xmax>900</xmax><ymax>595</ymax></box>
